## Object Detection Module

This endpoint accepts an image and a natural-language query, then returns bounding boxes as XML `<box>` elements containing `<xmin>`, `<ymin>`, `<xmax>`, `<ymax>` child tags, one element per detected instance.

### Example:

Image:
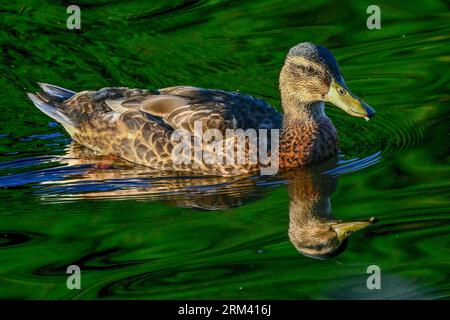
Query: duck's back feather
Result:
<box><xmin>100</xmin><ymin>86</ymin><xmax>282</xmax><ymax>134</ymax></box>
<box><xmin>29</xmin><ymin>84</ymin><xmax>282</xmax><ymax>175</ymax></box>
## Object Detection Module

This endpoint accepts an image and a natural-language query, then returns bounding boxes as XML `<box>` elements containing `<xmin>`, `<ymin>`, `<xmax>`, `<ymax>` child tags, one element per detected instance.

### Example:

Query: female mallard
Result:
<box><xmin>28</xmin><ymin>42</ymin><xmax>374</xmax><ymax>176</ymax></box>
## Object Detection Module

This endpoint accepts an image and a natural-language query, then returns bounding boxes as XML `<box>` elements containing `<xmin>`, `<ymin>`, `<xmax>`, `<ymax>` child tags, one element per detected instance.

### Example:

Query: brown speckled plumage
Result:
<box><xmin>28</xmin><ymin>43</ymin><xmax>362</xmax><ymax>176</ymax></box>
<box><xmin>279</xmin><ymin>115</ymin><xmax>339</xmax><ymax>168</ymax></box>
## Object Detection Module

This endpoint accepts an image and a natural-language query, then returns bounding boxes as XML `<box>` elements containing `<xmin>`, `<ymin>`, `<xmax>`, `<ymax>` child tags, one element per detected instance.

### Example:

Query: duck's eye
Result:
<box><xmin>314</xmin><ymin>244</ymin><xmax>325</xmax><ymax>250</ymax></box>
<box><xmin>337</xmin><ymin>88</ymin><xmax>347</xmax><ymax>96</ymax></box>
<box><xmin>306</xmin><ymin>66</ymin><xmax>315</xmax><ymax>75</ymax></box>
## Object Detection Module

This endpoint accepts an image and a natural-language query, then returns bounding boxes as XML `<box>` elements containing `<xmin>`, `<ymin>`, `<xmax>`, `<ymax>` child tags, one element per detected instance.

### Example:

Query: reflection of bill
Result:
<box><xmin>46</xmin><ymin>143</ymin><xmax>375</xmax><ymax>260</ymax></box>
<box><xmin>170</xmin><ymin>121</ymin><xmax>279</xmax><ymax>176</ymax></box>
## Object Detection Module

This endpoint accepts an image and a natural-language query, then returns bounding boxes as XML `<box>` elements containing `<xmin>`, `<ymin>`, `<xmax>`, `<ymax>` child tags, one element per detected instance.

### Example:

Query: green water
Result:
<box><xmin>0</xmin><ymin>0</ymin><xmax>449</xmax><ymax>299</ymax></box>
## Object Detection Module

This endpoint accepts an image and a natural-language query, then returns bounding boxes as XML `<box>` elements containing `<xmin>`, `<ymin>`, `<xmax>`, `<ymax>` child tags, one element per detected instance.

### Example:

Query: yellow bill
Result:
<box><xmin>325</xmin><ymin>79</ymin><xmax>375</xmax><ymax>120</ymax></box>
<box><xmin>330</xmin><ymin>217</ymin><xmax>376</xmax><ymax>242</ymax></box>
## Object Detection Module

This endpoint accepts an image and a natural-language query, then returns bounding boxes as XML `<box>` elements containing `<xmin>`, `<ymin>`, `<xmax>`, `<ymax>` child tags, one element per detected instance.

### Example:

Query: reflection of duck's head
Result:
<box><xmin>285</xmin><ymin>167</ymin><xmax>375</xmax><ymax>260</ymax></box>
<box><xmin>289</xmin><ymin>218</ymin><xmax>374</xmax><ymax>260</ymax></box>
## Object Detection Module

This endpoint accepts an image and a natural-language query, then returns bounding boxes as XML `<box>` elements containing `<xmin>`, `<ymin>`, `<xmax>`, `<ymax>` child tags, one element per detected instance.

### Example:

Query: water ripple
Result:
<box><xmin>0</xmin><ymin>143</ymin><xmax>381</xmax><ymax>204</ymax></box>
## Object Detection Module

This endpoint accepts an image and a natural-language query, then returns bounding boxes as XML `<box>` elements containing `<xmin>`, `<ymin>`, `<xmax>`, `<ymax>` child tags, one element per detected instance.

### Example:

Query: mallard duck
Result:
<box><xmin>28</xmin><ymin>42</ymin><xmax>374</xmax><ymax>176</ymax></box>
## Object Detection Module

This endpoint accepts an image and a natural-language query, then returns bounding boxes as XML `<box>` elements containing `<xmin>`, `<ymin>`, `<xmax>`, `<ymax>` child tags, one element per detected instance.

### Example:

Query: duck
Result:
<box><xmin>28</xmin><ymin>42</ymin><xmax>375</xmax><ymax>176</ymax></box>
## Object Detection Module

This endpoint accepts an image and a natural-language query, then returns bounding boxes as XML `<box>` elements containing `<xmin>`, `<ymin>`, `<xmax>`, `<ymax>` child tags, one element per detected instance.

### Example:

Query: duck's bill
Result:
<box><xmin>330</xmin><ymin>217</ymin><xmax>376</xmax><ymax>242</ymax></box>
<box><xmin>325</xmin><ymin>79</ymin><xmax>375</xmax><ymax>120</ymax></box>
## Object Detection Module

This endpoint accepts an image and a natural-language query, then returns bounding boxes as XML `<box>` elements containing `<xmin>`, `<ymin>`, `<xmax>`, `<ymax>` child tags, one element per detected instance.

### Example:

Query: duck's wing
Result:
<box><xmin>30</xmin><ymin>84</ymin><xmax>281</xmax><ymax>135</ymax></box>
<box><xmin>103</xmin><ymin>86</ymin><xmax>282</xmax><ymax>134</ymax></box>
<box><xmin>29</xmin><ymin>85</ymin><xmax>176</xmax><ymax>162</ymax></box>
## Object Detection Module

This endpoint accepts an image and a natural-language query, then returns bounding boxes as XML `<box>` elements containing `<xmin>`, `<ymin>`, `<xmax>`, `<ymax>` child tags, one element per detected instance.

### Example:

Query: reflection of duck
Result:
<box><xmin>49</xmin><ymin>143</ymin><xmax>265</xmax><ymax>209</ymax></box>
<box><xmin>28</xmin><ymin>43</ymin><xmax>374</xmax><ymax>176</ymax></box>
<box><xmin>42</xmin><ymin>144</ymin><xmax>374</xmax><ymax>259</ymax></box>
<box><xmin>285</xmin><ymin>167</ymin><xmax>374</xmax><ymax>260</ymax></box>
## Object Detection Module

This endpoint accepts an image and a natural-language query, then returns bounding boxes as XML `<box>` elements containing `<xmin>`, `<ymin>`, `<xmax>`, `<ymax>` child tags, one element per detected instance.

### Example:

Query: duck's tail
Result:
<box><xmin>27</xmin><ymin>83</ymin><xmax>78</xmax><ymax>136</ymax></box>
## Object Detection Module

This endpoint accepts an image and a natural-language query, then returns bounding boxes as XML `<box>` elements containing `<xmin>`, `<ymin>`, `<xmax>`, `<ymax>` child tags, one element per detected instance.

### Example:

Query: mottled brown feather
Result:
<box><xmin>59</xmin><ymin>86</ymin><xmax>283</xmax><ymax>176</ymax></box>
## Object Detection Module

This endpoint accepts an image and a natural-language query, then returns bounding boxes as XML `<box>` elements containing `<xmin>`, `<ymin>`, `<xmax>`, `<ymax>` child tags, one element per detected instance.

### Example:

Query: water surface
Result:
<box><xmin>0</xmin><ymin>0</ymin><xmax>449</xmax><ymax>299</ymax></box>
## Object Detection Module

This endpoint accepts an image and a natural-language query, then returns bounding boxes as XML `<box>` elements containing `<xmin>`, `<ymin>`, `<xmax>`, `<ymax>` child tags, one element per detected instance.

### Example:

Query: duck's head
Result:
<box><xmin>289</xmin><ymin>217</ymin><xmax>375</xmax><ymax>260</ymax></box>
<box><xmin>280</xmin><ymin>42</ymin><xmax>375</xmax><ymax>120</ymax></box>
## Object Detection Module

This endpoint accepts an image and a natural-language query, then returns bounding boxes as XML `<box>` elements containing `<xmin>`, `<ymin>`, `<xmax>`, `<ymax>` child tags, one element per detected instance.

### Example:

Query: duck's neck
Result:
<box><xmin>279</xmin><ymin>92</ymin><xmax>338</xmax><ymax>168</ymax></box>
<box><xmin>284</xmin><ymin>171</ymin><xmax>328</xmax><ymax>240</ymax></box>
<box><xmin>288</xmin><ymin>183</ymin><xmax>332</xmax><ymax>228</ymax></box>
<box><xmin>281</xmin><ymin>91</ymin><xmax>327</xmax><ymax>122</ymax></box>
